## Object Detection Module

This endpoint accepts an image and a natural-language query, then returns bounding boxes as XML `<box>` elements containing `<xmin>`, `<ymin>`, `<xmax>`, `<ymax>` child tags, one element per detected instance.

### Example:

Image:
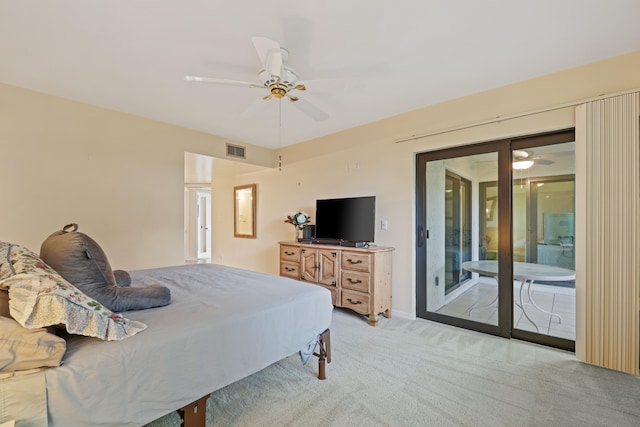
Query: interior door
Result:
<box><xmin>196</xmin><ymin>191</ymin><xmax>211</xmax><ymax>259</ymax></box>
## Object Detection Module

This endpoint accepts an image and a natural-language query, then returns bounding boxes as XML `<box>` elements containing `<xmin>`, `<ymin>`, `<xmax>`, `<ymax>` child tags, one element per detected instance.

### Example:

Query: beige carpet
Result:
<box><xmin>146</xmin><ymin>308</ymin><xmax>640</xmax><ymax>426</ymax></box>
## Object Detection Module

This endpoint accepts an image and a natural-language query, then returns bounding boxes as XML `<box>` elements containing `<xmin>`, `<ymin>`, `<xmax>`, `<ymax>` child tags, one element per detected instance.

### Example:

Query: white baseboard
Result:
<box><xmin>391</xmin><ymin>309</ymin><xmax>416</xmax><ymax>321</ymax></box>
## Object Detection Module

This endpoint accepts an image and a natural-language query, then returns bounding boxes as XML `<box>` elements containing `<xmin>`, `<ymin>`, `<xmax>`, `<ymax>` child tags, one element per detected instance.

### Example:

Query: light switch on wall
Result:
<box><xmin>381</xmin><ymin>219</ymin><xmax>388</xmax><ymax>230</ymax></box>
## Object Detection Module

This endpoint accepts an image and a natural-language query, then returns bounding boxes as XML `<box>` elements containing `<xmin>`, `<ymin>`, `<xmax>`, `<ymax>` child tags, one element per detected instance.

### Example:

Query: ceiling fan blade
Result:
<box><xmin>251</xmin><ymin>36</ymin><xmax>281</xmax><ymax>69</ymax></box>
<box><xmin>184</xmin><ymin>75</ymin><xmax>260</xmax><ymax>88</ymax></box>
<box><xmin>265</xmin><ymin>50</ymin><xmax>283</xmax><ymax>80</ymax></box>
<box><xmin>533</xmin><ymin>158</ymin><xmax>555</xmax><ymax>165</ymax></box>
<box><xmin>290</xmin><ymin>97</ymin><xmax>329</xmax><ymax>121</ymax></box>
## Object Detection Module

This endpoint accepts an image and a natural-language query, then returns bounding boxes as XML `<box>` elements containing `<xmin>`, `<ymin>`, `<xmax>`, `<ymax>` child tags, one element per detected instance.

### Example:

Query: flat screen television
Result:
<box><xmin>315</xmin><ymin>196</ymin><xmax>375</xmax><ymax>245</ymax></box>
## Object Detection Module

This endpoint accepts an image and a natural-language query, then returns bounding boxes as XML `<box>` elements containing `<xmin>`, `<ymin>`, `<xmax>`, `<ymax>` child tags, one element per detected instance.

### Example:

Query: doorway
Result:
<box><xmin>416</xmin><ymin>129</ymin><xmax>576</xmax><ymax>350</ymax></box>
<box><xmin>184</xmin><ymin>186</ymin><xmax>212</xmax><ymax>262</ymax></box>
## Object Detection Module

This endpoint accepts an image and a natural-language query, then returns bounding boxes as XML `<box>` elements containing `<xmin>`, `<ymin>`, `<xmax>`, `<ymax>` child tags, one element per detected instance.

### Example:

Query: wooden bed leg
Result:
<box><xmin>316</xmin><ymin>329</ymin><xmax>331</xmax><ymax>380</ymax></box>
<box><xmin>177</xmin><ymin>394</ymin><xmax>210</xmax><ymax>427</ymax></box>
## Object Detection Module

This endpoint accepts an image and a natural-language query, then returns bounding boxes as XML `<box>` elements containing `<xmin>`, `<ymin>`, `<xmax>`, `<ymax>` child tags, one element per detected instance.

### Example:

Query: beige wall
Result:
<box><xmin>2</xmin><ymin>52</ymin><xmax>639</xmax><ymax>318</ymax></box>
<box><xmin>0</xmin><ymin>83</ymin><xmax>273</xmax><ymax>270</ymax></box>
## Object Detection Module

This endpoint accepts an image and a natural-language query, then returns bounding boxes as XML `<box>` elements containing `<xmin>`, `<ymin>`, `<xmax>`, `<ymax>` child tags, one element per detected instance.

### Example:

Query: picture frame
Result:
<box><xmin>234</xmin><ymin>184</ymin><xmax>256</xmax><ymax>238</ymax></box>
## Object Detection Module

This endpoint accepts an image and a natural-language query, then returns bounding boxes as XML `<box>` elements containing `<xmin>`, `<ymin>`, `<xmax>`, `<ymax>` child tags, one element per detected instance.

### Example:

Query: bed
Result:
<box><xmin>1</xmin><ymin>263</ymin><xmax>333</xmax><ymax>427</ymax></box>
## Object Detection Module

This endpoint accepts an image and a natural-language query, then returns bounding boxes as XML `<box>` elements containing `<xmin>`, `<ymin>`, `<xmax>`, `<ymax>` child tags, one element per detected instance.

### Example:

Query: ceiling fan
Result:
<box><xmin>512</xmin><ymin>150</ymin><xmax>554</xmax><ymax>169</ymax></box>
<box><xmin>184</xmin><ymin>37</ymin><xmax>329</xmax><ymax>121</ymax></box>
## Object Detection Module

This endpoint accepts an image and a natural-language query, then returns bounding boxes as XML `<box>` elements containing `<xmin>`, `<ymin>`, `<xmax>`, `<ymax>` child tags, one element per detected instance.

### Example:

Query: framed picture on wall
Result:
<box><xmin>234</xmin><ymin>184</ymin><xmax>256</xmax><ymax>238</ymax></box>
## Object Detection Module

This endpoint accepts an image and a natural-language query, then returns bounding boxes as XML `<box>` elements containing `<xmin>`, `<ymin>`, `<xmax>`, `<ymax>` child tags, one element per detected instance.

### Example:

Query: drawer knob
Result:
<box><xmin>285</xmin><ymin>267</ymin><xmax>295</xmax><ymax>272</ymax></box>
<box><xmin>284</xmin><ymin>251</ymin><xmax>294</xmax><ymax>256</ymax></box>
<box><xmin>347</xmin><ymin>259</ymin><xmax>362</xmax><ymax>264</ymax></box>
<box><xmin>346</xmin><ymin>298</ymin><xmax>362</xmax><ymax>305</ymax></box>
<box><xmin>347</xmin><ymin>278</ymin><xmax>362</xmax><ymax>284</ymax></box>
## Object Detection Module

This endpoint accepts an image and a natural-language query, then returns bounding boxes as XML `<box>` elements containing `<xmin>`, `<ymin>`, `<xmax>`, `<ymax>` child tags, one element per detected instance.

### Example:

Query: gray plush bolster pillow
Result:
<box><xmin>40</xmin><ymin>224</ymin><xmax>171</xmax><ymax>312</ymax></box>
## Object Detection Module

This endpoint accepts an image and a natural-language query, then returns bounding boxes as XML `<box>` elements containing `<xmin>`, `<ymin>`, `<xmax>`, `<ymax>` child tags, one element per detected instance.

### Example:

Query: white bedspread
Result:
<box><xmin>44</xmin><ymin>264</ymin><xmax>333</xmax><ymax>427</ymax></box>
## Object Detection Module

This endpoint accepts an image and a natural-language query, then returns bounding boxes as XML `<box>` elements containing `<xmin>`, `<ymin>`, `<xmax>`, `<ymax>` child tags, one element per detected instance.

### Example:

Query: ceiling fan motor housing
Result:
<box><xmin>258</xmin><ymin>65</ymin><xmax>299</xmax><ymax>90</ymax></box>
<box><xmin>269</xmin><ymin>83</ymin><xmax>288</xmax><ymax>98</ymax></box>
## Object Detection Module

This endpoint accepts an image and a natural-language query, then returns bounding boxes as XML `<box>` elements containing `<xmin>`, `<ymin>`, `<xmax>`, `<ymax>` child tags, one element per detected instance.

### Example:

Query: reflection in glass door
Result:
<box><xmin>511</xmin><ymin>143</ymin><xmax>575</xmax><ymax>342</ymax></box>
<box><xmin>418</xmin><ymin>147</ymin><xmax>503</xmax><ymax>331</ymax></box>
<box><xmin>416</xmin><ymin>130</ymin><xmax>576</xmax><ymax>350</ymax></box>
<box><xmin>445</xmin><ymin>172</ymin><xmax>472</xmax><ymax>294</ymax></box>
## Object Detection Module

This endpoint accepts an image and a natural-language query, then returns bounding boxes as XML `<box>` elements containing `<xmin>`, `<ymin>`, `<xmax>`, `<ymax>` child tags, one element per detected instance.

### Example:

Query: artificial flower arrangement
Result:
<box><xmin>284</xmin><ymin>212</ymin><xmax>311</xmax><ymax>230</ymax></box>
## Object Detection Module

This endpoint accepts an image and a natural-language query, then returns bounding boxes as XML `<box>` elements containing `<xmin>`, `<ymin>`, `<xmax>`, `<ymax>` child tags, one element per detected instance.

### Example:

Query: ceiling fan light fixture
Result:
<box><xmin>513</xmin><ymin>160</ymin><xmax>534</xmax><ymax>170</ymax></box>
<box><xmin>269</xmin><ymin>83</ymin><xmax>288</xmax><ymax>98</ymax></box>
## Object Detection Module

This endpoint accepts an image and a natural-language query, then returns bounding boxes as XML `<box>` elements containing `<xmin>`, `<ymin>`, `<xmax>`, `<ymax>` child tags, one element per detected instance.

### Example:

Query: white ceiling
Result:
<box><xmin>2</xmin><ymin>1</ymin><xmax>639</xmax><ymax>149</ymax></box>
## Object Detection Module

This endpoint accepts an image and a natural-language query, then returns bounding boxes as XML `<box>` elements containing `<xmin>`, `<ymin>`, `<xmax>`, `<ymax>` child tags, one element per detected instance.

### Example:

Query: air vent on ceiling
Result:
<box><xmin>226</xmin><ymin>143</ymin><xmax>246</xmax><ymax>159</ymax></box>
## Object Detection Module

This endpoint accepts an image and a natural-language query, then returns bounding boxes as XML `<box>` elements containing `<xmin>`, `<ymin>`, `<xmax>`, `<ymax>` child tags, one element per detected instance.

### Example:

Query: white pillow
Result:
<box><xmin>0</xmin><ymin>316</ymin><xmax>66</xmax><ymax>373</ymax></box>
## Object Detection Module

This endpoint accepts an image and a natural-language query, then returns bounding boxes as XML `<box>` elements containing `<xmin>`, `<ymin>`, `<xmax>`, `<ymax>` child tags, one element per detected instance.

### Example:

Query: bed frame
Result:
<box><xmin>177</xmin><ymin>329</ymin><xmax>331</xmax><ymax>427</ymax></box>
<box><xmin>2</xmin><ymin>264</ymin><xmax>334</xmax><ymax>427</ymax></box>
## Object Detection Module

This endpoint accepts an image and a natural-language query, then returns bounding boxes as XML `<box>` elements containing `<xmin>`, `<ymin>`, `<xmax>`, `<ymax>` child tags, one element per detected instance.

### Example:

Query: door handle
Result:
<box><xmin>418</xmin><ymin>225</ymin><xmax>426</xmax><ymax>248</ymax></box>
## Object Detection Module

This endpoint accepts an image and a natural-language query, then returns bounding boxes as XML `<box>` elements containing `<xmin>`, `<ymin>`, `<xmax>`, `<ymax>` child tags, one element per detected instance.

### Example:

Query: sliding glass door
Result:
<box><xmin>417</xmin><ymin>141</ymin><xmax>510</xmax><ymax>336</ymax></box>
<box><xmin>416</xmin><ymin>130</ymin><xmax>576</xmax><ymax>350</ymax></box>
<box><xmin>511</xmin><ymin>141</ymin><xmax>575</xmax><ymax>345</ymax></box>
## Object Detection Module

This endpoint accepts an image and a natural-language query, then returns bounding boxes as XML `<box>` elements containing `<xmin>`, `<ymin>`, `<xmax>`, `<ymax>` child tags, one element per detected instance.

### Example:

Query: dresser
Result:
<box><xmin>279</xmin><ymin>242</ymin><xmax>393</xmax><ymax>326</ymax></box>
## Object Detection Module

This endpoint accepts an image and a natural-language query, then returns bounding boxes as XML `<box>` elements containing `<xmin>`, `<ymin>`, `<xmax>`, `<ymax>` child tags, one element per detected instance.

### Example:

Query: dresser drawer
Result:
<box><xmin>341</xmin><ymin>252</ymin><xmax>372</xmax><ymax>272</ymax></box>
<box><xmin>280</xmin><ymin>262</ymin><xmax>299</xmax><ymax>278</ymax></box>
<box><xmin>341</xmin><ymin>290</ymin><xmax>370</xmax><ymax>315</ymax></box>
<box><xmin>319</xmin><ymin>285</ymin><xmax>338</xmax><ymax>306</ymax></box>
<box><xmin>280</xmin><ymin>245</ymin><xmax>301</xmax><ymax>262</ymax></box>
<box><xmin>278</xmin><ymin>242</ymin><xmax>394</xmax><ymax>327</ymax></box>
<box><xmin>341</xmin><ymin>270</ymin><xmax>371</xmax><ymax>293</ymax></box>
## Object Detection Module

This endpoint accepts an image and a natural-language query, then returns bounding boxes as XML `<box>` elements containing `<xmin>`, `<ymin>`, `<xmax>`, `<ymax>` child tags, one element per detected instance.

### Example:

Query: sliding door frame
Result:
<box><xmin>416</xmin><ymin>129</ymin><xmax>575</xmax><ymax>349</ymax></box>
<box><xmin>510</xmin><ymin>130</ymin><xmax>576</xmax><ymax>350</ymax></box>
<box><xmin>416</xmin><ymin>139</ymin><xmax>513</xmax><ymax>338</ymax></box>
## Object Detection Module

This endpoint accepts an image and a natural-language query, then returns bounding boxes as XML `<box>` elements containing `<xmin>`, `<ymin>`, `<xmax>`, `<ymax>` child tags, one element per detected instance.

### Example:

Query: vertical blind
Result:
<box><xmin>576</xmin><ymin>92</ymin><xmax>640</xmax><ymax>374</ymax></box>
